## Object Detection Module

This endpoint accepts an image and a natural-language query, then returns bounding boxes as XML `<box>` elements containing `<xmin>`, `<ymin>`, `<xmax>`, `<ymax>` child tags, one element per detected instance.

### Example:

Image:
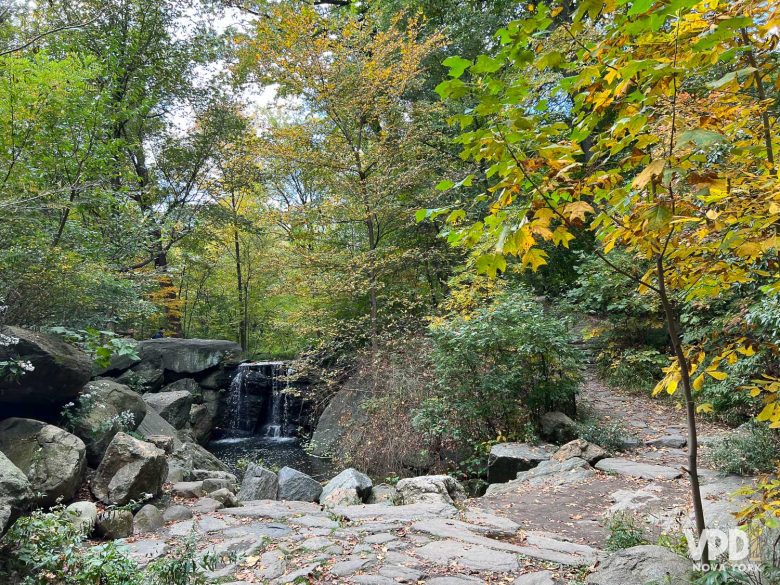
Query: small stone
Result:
<box><xmin>330</xmin><ymin>557</ymin><xmax>372</xmax><ymax>577</ymax></box>
<box><xmin>203</xmin><ymin>477</ymin><xmax>235</xmax><ymax>494</ymax></box>
<box><xmin>514</xmin><ymin>574</ymin><xmax>558</xmax><ymax>585</ymax></box>
<box><xmin>320</xmin><ymin>468</ymin><xmax>372</xmax><ymax>505</ymax></box>
<box><xmin>395</xmin><ymin>475</ymin><xmax>466</xmax><ymax>506</ymax></box>
<box><xmin>551</xmin><ymin>439</ymin><xmax>608</xmax><ymax>465</ymax></box>
<box><xmin>647</xmin><ymin>435</ymin><xmax>687</xmax><ymax>449</ymax></box>
<box><xmin>163</xmin><ymin>504</ymin><xmax>192</xmax><ymax>522</ymax></box>
<box><xmin>65</xmin><ymin>501</ymin><xmax>98</xmax><ymax>535</ymax></box>
<box><xmin>277</xmin><ymin>467</ymin><xmax>322</xmax><ymax>502</ymax></box>
<box><xmin>209</xmin><ymin>488</ymin><xmax>238</xmax><ymax>507</ymax></box>
<box><xmin>95</xmin><ymin>509</ymin><xmax>133</xmax><ymax>539</ymax></box>
<box><xmin>238</xmin><ymin>465</ymin><xmax>278</xmax><ymax>501</ymax></box>
<box><xmin>539</xmin><ymin>412</ymin><xmax>578</xmax><ymax>444</ymax></box>
<box><xmin>134</xmin><ymin>504</ymin><xmax>164</xmax><ymax>534</ymax></box>
<box><xmin>190</xmin><ymin>497</ymin><xmax>223</xmax><ymax>513</ymax></box>
<box><xmin>366</xmin><ymin>483</ymin><xmax>398</xmax><ymax>505</ymax></box>
<box><xmin>145</xmin><ymin>435</ymin><xmax>174</xmax><ymax>454</ymax></box>
<box><xmin>191</xmin><ymin>469</ymin><xmax>237</xmax><ymax>482</ymax></box>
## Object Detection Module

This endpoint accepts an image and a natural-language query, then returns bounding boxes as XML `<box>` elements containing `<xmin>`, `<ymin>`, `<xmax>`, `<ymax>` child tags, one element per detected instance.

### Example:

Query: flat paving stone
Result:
<box><xmin>221</xmin><ymin>500</ymin><xmax>323</xmax><ymax>519</ymax></box>
<box><xmin>330</xmin><ymin>557</ymin><xmax>373</xmax><ymax>577</ymax></box>
<box><xmin>595</xmin><ymin>458</ymin><xmax>682</xmax><ymax>480</ymax></box>
<box><xmin>416</xmin><ymin>539</ymin><xmax>520</xmax><ymax>571</ymax></box>
<box><xmin>333</xmin><ymin>502</ymin><xmax>458</xmax><ymax>522</ymax></box>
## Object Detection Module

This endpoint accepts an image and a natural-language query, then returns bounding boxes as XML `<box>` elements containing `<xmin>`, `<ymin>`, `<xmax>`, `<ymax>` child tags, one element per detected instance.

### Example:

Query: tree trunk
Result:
<box><xmin>656</xmin><ymin>255</ymin><xmax>708</xmax><ymax>562</ymax></box>
<box><xmin>233</xmin><ymin>222</ymin><xmax>247</xmax><ymax>351</ymax></box>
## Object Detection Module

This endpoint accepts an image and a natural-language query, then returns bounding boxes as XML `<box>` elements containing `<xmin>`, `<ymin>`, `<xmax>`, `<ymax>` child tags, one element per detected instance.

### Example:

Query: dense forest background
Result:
<box><xmin>1</xmin><ymin>0</ymin><xmax>779</xmax><ymax>499</ymax></box>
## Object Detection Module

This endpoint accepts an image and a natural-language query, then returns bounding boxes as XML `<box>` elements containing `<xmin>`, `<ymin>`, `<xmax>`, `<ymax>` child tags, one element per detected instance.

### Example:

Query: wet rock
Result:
<box><xmin>586</xmin><ymin>545</ymin><xmax>691</xmax><ymax>585</ymax></box>
<box><xmin>396</xmin><ymin>475</ymin><xmax>465</xmax><ymax>506</ymax></box>
<box><xmin>277</xmin><ymin>467</ymin><xmax>322</xmax><ymax>502</ymax></box>
<box><xmin>134</xmin><ymin>504</ymin><xmax>164</xmax><ymax>533</ymax></box>
<box><xmin>488</xmin><ymin>442</ymin><xmax>552</xmax><ymax>483</ymax></box>
<box><xmin>95</xmin><ymin>509</ymin><xmax>133</xmax><ymax>539</ymax></box>
<box><xmin>0</xmin><ymin>417</ymin><xmax>86</xmax><ymax>506</ymax></box>
<box><xmin>70</xmin><ymin>379</ymin><xmax>146</xmax><ymax>466</ymax></box>
<box><xmin>91</xmin><ymin>432</ymin><xmax>167</xmax><ymax>505</ymax></box>
<box><xmin>238</xmin><ymin>464</ymin><xmax>278</xmax><ymax>501</ymax></box>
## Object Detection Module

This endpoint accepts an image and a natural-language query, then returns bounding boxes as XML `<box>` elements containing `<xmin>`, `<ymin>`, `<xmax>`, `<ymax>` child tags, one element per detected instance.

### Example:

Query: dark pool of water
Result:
<box><xmin>208</xmin><ymin>435</ymin><xmax>335</xmax><ymax>481</ymax></box>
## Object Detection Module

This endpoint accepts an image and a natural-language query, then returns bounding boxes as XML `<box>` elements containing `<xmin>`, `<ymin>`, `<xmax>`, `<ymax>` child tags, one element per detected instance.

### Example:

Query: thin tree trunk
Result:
<box><xmin>656</xmin><ymin>255</ymin><xmax>708</xmax><ymax>562</ymax></box>
<box><xmin>234</xmin><ymin>223</ymin><xmax>246</xmax><ymax>351</ymax></box>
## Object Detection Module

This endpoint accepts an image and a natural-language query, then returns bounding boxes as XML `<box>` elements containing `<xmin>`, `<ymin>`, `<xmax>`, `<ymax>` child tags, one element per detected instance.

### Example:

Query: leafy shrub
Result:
<box><xmin>605</xmin><ymin>512</ymin><xmax>648</xmax><ymax>551</ymax></box>
<box><xmin>575</xmin><ymin>413</ymin><xmax>634</xmax><ymax>453</ymax></box>
<box><xmin>707</xmin><ymin>423</ymin><xmax>780</xmax><ymax>475</ymax></box>
<box><xmin>596</xmin><ymin>347</ymin><xmax>668</xmax><ymax>392</ymax></box>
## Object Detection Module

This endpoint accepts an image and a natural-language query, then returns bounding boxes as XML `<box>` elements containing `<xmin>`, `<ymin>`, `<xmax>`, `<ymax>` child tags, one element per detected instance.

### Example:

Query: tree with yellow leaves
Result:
<box><xmin>432</xmin><ymin>0</ymin><xmax>779</xmax><ymax>550</ymax></box>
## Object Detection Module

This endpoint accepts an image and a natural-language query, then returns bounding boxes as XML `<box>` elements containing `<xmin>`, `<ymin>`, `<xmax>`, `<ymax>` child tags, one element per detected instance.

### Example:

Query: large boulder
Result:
<box><xmin>136</xmin><ymin>338</ymin><xmax>243</xmax><ymax>375</ymax></box>
<box><xmin>65</xmin><ymin>501</ymin><xmax>98</xmax><ymax>535</ymax></box>
<box><xmin>238</xmin><ymin>464</ymin><xmax>278</xmax><ymax>501</ymax></box>
<box><xmin>0</xmin><ymin>326</ymin><xmax>91</xmax><ymax>411</ymax></box>
<box><xmin>116</xmin><ymin>362</ymin><xmax>164</xmax><ymax>393</ymax></box>
<box><xmin>95</xmin><ymin>509</ymin><xmax>133</xmax><ymax>539</ymax></box>
<box><xmin>162</xmin><ymin>378</ymin><xmax>202</xmax><ymax>400</ymax></box>
<box><xmin>0</xmin><ymin>418</ymin><xmax>86</xmax><ymax>506</ymax></box>
<box><xmin>277</xmin><ymin>467</ymin><xmax>323</xmax><ymax>502</ymax></box>
<box><xmin>309</xmin><ymin>386</ymin><xmax>367</xmax><ymax>458</ymax></box>
<box><xmin>396</xmin><ymin>475</ymin><xmax>466</xmax><ymax>506</ymax></box>
<box><xmin>539</xmin><ymin>411</ymin><xmax>578</xmax><ymax>444</ymax></box>
<box><xmin>142</xmin><ymin>390</ymin><xmax>192</xmax><ymax>430</ymax></box>
<box><xmin>320</xmin><ymin>468</ymin><xmax>372</xmax><ymax>507</ymax></box>
<box><xmin>70</xmin><ymin>379</ymin><xmax>147</xmax><ymax>466</ymax></box>
<box><xmin>0</xmin><ymin>451</ymin><xmax>34</xmax><ymax>534</ymax></box>
<box><xmin>586</xmin><ymin>545</ymin><xmax>691</xmax><ymax>585</ymax></box>
<box><xmin>487</xmin><ymin>443</ymin><xmax>552</xmax><ymax>484</ymax></box>
<box><xmin>91</xmin><ymin>432</ymin><xmax>167</xmax><ymax>505</ymax></box>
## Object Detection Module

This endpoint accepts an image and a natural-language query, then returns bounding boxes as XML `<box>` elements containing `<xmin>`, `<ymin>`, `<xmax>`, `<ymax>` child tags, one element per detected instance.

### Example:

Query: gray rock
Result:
<box><xmin>0</xmin><ymin>326</ymin><xmax>91</xmax><ymax>411</ymax></box>
<box><xmin>366</xmin><ymin>483</ymin><xmax>399</xmax><ymax>505</ymax></box>
<box><xmin>514</xmin><ymin>572</ymin><xmax>558</xmax><ymax>585</ymax></box>
<box><xmin>95</xmin><ymin>509</ymin><xmax>133</xmax><ymax>539</ymax></box>
<box><xmin>169</xmin><ymin>440</ymin><xmax>230</xmax><ymax>477</ymax></box>
<box><xmin>416</xmin><ymin>539</ymin><xmax>519</xmax><ymax>571</ymax></box>
<box><xmin>142</xmin><ymin>390</ymin><xmax>193</xmax><ymax>430</ymax></box>
<box><xmin>330</xmin><ymin>557</ymin><xmax>372</xmax><ymax>577</ymax></box>
<box><xmin>586</xmin><ymin>545</ymin><xmax>691</xmax><ymax>585</ymax></box>
<box><xmin>619</xmin><ymin>437</ymin><xmax>642</xmax><ymax>451</ymax></box>
<box><xmin>161</xmin><ymin>377</ymin><xmax>202</xmax><ymax>397</ymax></box>
<box><xmin>191</xmin><ymin>469</ymin><xmax>237</xmax><ymax>482</ymax></box>
<box><xmin>203</xmin><ymin>477</ymin><xmax>235</xmax><ymax>493</ymax></box>
<box><xmin>595</xmin><ymin>458</ymin><xmax>682</xmax><ymax>480</ymax></box>
<box><xmin>485</xmin><ymin>458</ymin><xmax>593</xmax><ymax>496</ymax></box>
<box><xmin>172</xmin><ymin>481</ymin><xmax>204</xmax><ymax>498</ymax></box>
<box><xmin>396</xmin><ymin>475</ymin><xmax>466</xmax><ymax>506</ymax></box>
<box><xmin>0</xmin><ymin>418</ymin><xmax>86</xmax><ymax>506</ymax></box>
<box><xmin>136</xmin><ymin>338</ymin><xmax>243</xmax><ymax>375</ymax></box>
<box><xmin>488</xmin><ymin>442</ymin><xmax>552</xmax><ymax>483</ymax></box>
<box><xmin>136</xmin><ymin>408</ymin><xmax>183</xmax><ymax>448</ymax></box>
<box><xmin>309</xmin><ymin>386</ymin><xmax>367</xmax><ymax>457</ymax></box>
<box><xmin>425</xmin><ymin>578</ymin><xmax>483</xmax><ymax>585</ymax></box>
<box><xmin>117</xmin><ymin>362</ymin><xmax>164</xmax><ymax>393</ymax></box>
<box><xmin>277</xmin><ymin>467</ymin><xmax>322</xmax><ymax>502</ymax></box>
<box><xmin>145</xmin><ymin>435</ymin><xmax>174</xmax><ymax>454</ymax></box>
<box><xmin>134</xmin><ymin>504</ymin><xmax>164</xmax><ymax>533</ymax></box>
<box><xmin>65</xmin><ymin>501</ymin><xmax>98</xmax><ymax>535</ymax></box>
<box><xmin>539</xmin><ymin>411</ymin><xmax>578</xmax><ymax>444</ymax></box>
<box><xmin>91</xmin><ymin>432</ymin><xmax>167</xmax><ymax>505</ymax></box>
<box><xmin>647</xmin><ymin>435</ymin><xmax>687</xmax><ymax>449</ymax></box>
<box><xmin>70</xmin><ymin>379</ymin><xmax>146</xmax><ymax>466</ymax></box>
<box><xmin>221</xmin><ymin>500</ymin><xmax>322</xmax><ymax>520</ymax></box>
<box><xmin>238</xmin><ymin>464</ymin><xmax>278</xmax><ymax>501</ymax></box>
<box><xmin>257</xmin><ymin>549</ymin><xmax>286</xmax><ymax>580</ymax></box>
<box><xmin>189</xmin><ymin>404</ymin><xmax>212</xmax><ymax>444</ymax></box>
<box><xmin>209</xmin><ymin>488</ymin><xmax>238</xmax><ymax>508</ymax></box>
<box><xmin>320</xmin><ymin>468</ymin><xmax>372</xmax><ymax>506</ymax></box>
<box><xmin>551</xmin><ymin>439</ymin><xmax>608</xmax><ymax>465</ymax></box>
<box><xmin>190</xmin><ymin>497</ymin><xmax>223</xmax><ymax>514</ymax></box>
<box><xmin>163</xmin><ymin>504</ymin><xmax>193</xmax><ymax>522</ymax></box>
<box><xmin>0</xmin><ymin>451</ymin><xmax>33</xmax><ymax>534</ymax></box>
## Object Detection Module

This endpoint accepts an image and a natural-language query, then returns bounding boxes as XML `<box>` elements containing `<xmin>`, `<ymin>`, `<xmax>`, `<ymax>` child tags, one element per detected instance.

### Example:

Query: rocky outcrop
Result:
<box><xmin>586</xmin><ymin>545</ymin><xmax>691</xmax><ymax>585</ymax></box>
<box><xmin>595</xmin><ymin>458</ymin><xmax>682</xmax><ymax>480</ymax></box>
<box><xmin>551</xmin><ymin>439</ymin><xmax>608</xmax><ymax>465</ymax></box>
<box><xmin>487</xmin><ymin>442</ymin><xmax>553</xmax><ymax>484</ymax></box>
<box><xmin>0</xmin><ymin>417</ymin><xmax>86</xmax><ymax>506</ymax></box>
<box><xmin>143</xmin><ymin>390</ymin><xmax>192</xmax><ymax>429</ymax></box>
<box><xmin>189</xmin><ymin>404</ymin><xmax>213</xmax><ymax>444</ymax></box>
<box><xmin>396</xmin><ymin>475</ymin><xmax>466</xmax><ymax>506</ymax></box>
<box><xmin>0</xmin><ymin>326</ymin><xmax>91</xmax><ymax>412</ymax></box>
<box><xmin>0</xmin><ymin>451</ymin><xmax>33</xmax><ymax>534</ymax></box>
<box><xmin>116</xmin><ymin>362</ymin><xmax>164</xmax><ymax>393</ymax></box>
<box><xmin>238</xmin><ymin>464</ymin><xmax>278</xmax><ymax>501</ymax></box>
<box><xmin>309</xmin><ymin>386</ymin><xmax>367</xmax><ymax>457</ymax></box>
<box><xmin>92</xmin><ymin>432</ymin><xmax>167</xmax><ymax>505</ymax></box>
<box><xmin>71</xmin><ymin>379</ymin><xmax>146</xmax><ymax>466</ymax></box>
<box><xmin>136</xmin><ymin>338</ymin><xmax>242</xmax><ymax>375</ymax></box>
<box><xmin>277</xmin><ymin>467</ymin><xmax>323</xmax><ymax>502</ymax></box>
<box><xmin>320</xmin><ymin>468</ymin><xmax>372</xmax><ymax>507</ymax></box>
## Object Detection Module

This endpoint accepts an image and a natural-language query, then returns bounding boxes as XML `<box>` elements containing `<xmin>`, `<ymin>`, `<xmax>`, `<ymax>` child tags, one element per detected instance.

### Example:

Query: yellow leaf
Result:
<box><xmin>632</xmin><ymin>159</ymin><xmax>666</xmax><ymax>189</ymax></box>
<box><xmin>707</xmin><ymin>370</ymin><xmax>728</xmax><ymax>381</ymax></box>
<box><xmin>757</xmin><ymin>402</ymin><xmax>777</xmax><ymax>423</ymax></box>
<box><xmin>666</xmin><ymin>377</ymin><xmax>679</xmax><ymax>395</ymax></box>
<box><xmin>521</xmin><ymin>248</ymin><xmax>548</xmax><ymax>271</ymax></box>
<box><xmin>693</xmin><ymin>374</ymin><xmax>705</xmax><ymax>391</ymax></box>
<box><xmin>565</xmin><ymin>201</ymin><xmax>595</xmax><ymax>222</ymax></box>
<box><xmin>696</xmin><ymin>403</ymin><xmax>714</xmax><ymax>414</ymax></box>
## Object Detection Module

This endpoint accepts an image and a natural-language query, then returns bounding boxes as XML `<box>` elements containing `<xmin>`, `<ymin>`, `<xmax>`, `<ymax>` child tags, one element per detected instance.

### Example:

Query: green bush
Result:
<box><xmin>419</xmin><ymin>287</ymin><xmax>580</xmax><ymax>448</ymax></box>
<box><xmin>605</xmin><ymin>512</ymin><xmax>648</xmax><ymax>551</ymax></box>
<box><xmin>707</xmin><ymin>423</ymin><xmax>780</xmax><ymax>475</ymax></box>
<box><xmin>596</xmin><ymin>347</ymin><xmax>668</xmax><ymax>392</ymax></box>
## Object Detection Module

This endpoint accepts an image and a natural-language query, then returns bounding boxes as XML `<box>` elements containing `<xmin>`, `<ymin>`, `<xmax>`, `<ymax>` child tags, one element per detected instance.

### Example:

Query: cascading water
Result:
<box><xmin>223</xmin><ymin>361</ymin><xmax>294</xmax><ymax>439</ymax></box>
<box><xmin>264</xmin><ymin>363</ymin><xmax>291</xmax><ymax>439</ymax></box>
<box><xmin>225</xmin><ymin>365</ymin><xmax>252</xmax><ymax>434</ymax></box>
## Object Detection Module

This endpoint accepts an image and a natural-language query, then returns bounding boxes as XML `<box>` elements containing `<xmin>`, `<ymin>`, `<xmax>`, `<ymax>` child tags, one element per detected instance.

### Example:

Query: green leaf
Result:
<box><xmin>475</xmin><ymin>253</ymin><xmax>507</xmax><ymax>277</ymax></box>
<box><xmin>436</xmin><ymin>180</ymin><xmax>455</xmax><ymax>191</ymax></box>
<box><xmin>415</xmin><ymin>209</ymin><xmax>429</xmax><ymax>223</ymax></box>
<box><xmin>470</xmin><ymin>55</ymin><xmax>504</xmax><ymax>74</ymax></box>
<box><xmin>442</xmin><ymin>56</ymin><xmax>473</xmax><ymax>79</ymax></box>
<box><xmin>627</xmin><ymin>0</ymin><xmax>654</xmax><ymax>16</ymax></box>
<box><xmin>676</xmin><ymin>129</ymin><xmax>727</xmax><ymax>148</ymax></box>
<box><xmin>644</xmin><ymin>204</ymin><xmax>672</xmax><ymax>230</ymax></box>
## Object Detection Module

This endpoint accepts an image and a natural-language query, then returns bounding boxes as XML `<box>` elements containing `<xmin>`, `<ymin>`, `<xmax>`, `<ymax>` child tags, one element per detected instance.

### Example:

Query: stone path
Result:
<box><xmin>118</xmin><ymin>497</ymin><xmax>599</xmax><ymax>584</ymax></box>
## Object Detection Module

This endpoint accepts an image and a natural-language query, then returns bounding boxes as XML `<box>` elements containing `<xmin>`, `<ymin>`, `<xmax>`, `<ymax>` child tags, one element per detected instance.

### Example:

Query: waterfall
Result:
<box><xmin>224</xmin><ymin>361</ymin><xmax>294</xmax><ymax>439</ymax></box>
